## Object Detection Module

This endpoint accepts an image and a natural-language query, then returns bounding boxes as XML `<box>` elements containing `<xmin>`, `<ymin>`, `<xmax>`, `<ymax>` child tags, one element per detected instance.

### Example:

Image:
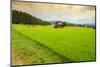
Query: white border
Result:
<box><xmin>0</xmin><ymin>0</ymin><xmax>100</xmax><ymax>67</ymax></box>
<box><xmin>0</xmin><ymin>0</ymin><xmax>10</xmax><ymax>67</ymax></box>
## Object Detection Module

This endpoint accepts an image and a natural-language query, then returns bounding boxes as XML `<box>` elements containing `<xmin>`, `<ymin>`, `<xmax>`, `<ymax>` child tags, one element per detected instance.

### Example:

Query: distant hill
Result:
<box><xmin>47</xmin><ymin>21</ymin><xmax>57</xmax><ymax>24</ymax></box>
<box><xmin>78</xmin><ymin>23</ymin><xmax>96</xmax><ymax>27</ymax></box>
<box><xmin>48</xmin><ymin>21</ymin><xmax>96</xmax><ymax>27</ymax></box>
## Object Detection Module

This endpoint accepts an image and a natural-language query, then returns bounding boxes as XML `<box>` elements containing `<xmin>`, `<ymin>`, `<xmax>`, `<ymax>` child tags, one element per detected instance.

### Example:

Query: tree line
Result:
<box><xmin>12</xmin><ymin>10</ymin><xmax>50</xmax><ymax>25</ymax></box>
<box><xmin>12</xmin><ymin>10</ymin><xmax>95</xmax><ymax>29</ymax></box>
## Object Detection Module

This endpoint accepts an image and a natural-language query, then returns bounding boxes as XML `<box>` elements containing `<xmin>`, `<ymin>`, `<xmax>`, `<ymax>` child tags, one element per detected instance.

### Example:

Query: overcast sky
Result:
<box><xmin>12</xmin><ymin>1</ymin><xmax>96</xmax><ymax>24</ymax></box>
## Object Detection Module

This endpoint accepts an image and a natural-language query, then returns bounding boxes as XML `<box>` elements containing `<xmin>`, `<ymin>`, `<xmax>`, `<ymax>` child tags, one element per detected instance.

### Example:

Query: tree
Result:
<box><xmin>12</xmin><ymin>10</ymin><xmax>50</xmax><ymax>25</ymax></box>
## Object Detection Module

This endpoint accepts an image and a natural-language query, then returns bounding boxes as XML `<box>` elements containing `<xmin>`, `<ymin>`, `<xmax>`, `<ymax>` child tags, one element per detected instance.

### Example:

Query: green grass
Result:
<box><xmin>12</xmin><ymin>30</ymin><xmax>68</xmax><ymax>65</ymax></box>
<box><xmin>12</xmin><ymin>24</ymin><xmax>96</xmax><ymax>65</ymax></box>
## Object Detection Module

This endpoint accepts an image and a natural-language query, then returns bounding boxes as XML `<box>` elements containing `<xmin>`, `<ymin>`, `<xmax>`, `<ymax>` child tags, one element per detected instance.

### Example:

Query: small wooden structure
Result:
<box><xmin>54</xmin><ymin>21</ymin><xmax>64</xmax><ymax>28</ymax></box>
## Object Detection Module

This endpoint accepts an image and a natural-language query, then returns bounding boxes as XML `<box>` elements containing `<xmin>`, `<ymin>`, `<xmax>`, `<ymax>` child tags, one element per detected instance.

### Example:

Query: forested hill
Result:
<box><xmin>12</xmin><ymin>10</ymin><xmax>50</xmax><ymax>25</ymax></box>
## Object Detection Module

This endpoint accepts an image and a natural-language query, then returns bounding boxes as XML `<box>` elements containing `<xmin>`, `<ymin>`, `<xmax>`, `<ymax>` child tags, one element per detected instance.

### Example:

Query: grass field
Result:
<box><xmin>12</xmin><ymin>24</ymin><xmax>96</xmax><ymax>65</ymax></box>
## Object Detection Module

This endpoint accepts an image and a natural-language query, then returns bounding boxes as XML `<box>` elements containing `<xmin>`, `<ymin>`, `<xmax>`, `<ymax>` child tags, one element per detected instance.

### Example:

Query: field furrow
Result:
<box><xmin>12</xmin><ymin>30</ymin><xmax>69</xmax><ymax>65</ymax></box>
<box><xmin>12</xmin><ymin>24</ymin><xmax>96</xmax><ymax>65</ymax></box>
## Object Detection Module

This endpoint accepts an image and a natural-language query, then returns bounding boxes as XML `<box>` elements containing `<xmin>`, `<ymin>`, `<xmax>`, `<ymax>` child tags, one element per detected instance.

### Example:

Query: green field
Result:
<box><xmin>12</xmin><ymin>24</ymin><xmax>96</xmax><ymax>65</ymax></box>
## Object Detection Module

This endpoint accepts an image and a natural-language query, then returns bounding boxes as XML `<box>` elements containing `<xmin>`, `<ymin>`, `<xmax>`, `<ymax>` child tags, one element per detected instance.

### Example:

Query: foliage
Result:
<box><xmin>12</xmin><ymin>10</ymin><xmax>50</xmax><ymax>25</ymax></box>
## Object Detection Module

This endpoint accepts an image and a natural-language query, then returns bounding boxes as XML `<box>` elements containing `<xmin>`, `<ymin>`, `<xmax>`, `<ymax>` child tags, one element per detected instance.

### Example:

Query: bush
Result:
<box><xmin>54</xmin><ymin>25</ymin><xmax>58</xmax><ymax>28</ymax></box>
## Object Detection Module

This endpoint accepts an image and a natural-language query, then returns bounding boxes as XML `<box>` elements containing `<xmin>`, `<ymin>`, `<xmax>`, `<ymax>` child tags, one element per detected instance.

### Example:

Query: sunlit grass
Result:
<box><xmin>12</xmin><ymin>24</ymin><xmax>96</xmax><ymax>65</ymax></box>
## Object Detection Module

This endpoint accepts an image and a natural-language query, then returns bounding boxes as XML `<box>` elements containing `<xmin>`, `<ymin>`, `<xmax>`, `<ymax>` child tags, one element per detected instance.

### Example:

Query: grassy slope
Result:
<box><xmin>12</xmin><ymin>30</ymin><xmax>68</xmax><ymax>65</ymax></box>
<box><xmin>12</xmin><ymin>24</ymin><xmax>96</xmax><ymax>63</ymax></box>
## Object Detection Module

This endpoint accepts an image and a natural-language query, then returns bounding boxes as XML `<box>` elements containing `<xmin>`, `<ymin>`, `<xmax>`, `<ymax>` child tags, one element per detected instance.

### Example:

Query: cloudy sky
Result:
<box><xmin>12</xmin><ymin>1</ymin><xmax>96</xmax><ymax>24</ymax></box>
